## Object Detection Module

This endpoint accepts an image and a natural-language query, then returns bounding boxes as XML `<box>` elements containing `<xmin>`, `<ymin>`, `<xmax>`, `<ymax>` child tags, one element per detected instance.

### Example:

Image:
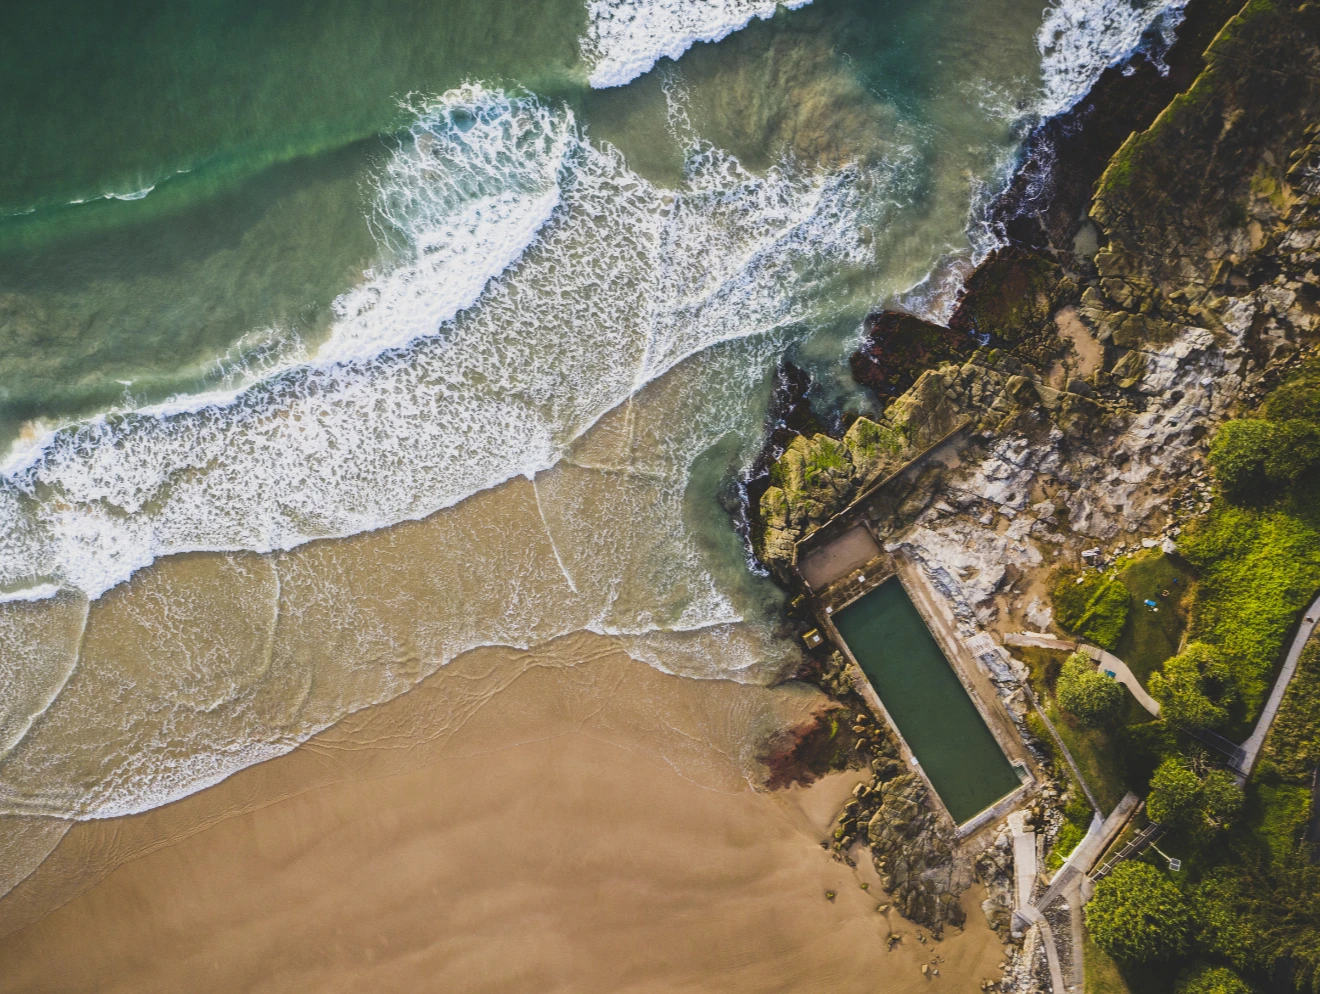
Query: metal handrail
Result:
<box><xmin>1091</xmin><ymin>821</ymin><xmax>1164</xmax><ymax>881</ymax></box>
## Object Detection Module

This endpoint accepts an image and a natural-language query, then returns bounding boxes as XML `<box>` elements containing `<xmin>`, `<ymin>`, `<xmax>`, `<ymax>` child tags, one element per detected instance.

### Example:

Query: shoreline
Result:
<box><xmin>0</xmin><ymin>3</ymin><xmax>1274</xmax><ymax>990</ymax></box>
<box><xmin>0</xmin><ymin>635</ymin><xmax>1007</xmax><ymax>993</ymax></box>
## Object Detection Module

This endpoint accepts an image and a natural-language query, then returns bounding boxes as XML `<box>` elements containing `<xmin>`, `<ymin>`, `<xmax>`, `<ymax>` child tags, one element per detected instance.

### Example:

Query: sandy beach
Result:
<box><xmin>0</xmin><ymin>634</ymin><xmax>1004</xmax><ymax>993</ymax></box>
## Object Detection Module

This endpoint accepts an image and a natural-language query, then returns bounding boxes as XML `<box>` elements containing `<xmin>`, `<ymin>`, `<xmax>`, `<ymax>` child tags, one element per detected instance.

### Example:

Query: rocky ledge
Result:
<box><xmin>753</xmin><ymin>0</ymin><xmax>1320</xmax><ymax>986</ymax></box>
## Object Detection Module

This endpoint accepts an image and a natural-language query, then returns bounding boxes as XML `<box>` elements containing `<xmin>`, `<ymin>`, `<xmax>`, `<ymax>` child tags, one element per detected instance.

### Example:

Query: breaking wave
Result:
<box><xmin>0</xmin><ymin>83</ymin><xmax>878</xmax><ymax>605</ymax></box>
<box><xmin>1037</xmin><ymin>0</ymin><xmax>1188</xmax><ymax>118</ymax></box>
<box><xmin>582</xmin><ymin>0</ymin><xmax>813</xmax><ymax>88</ymax></box>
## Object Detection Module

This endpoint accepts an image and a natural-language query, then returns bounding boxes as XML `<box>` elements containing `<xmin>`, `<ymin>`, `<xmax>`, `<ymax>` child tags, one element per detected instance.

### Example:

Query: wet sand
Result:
<box><xmin>0</xmin><ymin>635</ymin><xmax>1005</xmax><ymax>993</ymax></box>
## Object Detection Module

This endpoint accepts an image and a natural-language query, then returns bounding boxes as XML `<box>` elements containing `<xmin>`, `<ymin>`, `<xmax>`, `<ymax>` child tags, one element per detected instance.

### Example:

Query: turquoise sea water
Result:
<box><xmin>0</xmin><ymin>0</ymin><xmax>1189</xmax><ymax>825</ymax></box>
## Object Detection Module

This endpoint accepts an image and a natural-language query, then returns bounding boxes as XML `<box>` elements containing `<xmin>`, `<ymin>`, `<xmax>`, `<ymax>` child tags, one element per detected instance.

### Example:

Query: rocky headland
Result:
<box><xmin>753</xmin><ymin>1</ymin><xmax>1320</xmax><ymax>989</ymax></box>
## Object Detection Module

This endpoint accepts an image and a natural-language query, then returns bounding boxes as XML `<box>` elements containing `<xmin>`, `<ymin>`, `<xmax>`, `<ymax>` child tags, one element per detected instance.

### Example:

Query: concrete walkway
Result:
<box><xmin>1238</xmin><ymin>590</ymin><xmax>1320</xmax><ymax>777</ymax></box>
<box><xmin>1007</xmin><ymin>810</ymin><xmax>1038</xmax><ymax>910</ymax></box>
<box><xmin>1018</xmin><ymin>905</ymin><xmax>1068</xmax><ymax>994</ymax></box>
<box><xmin>1004</xmin><ymin>632</ymin><xmax>1161</xmax><ymax>717</ymax></box>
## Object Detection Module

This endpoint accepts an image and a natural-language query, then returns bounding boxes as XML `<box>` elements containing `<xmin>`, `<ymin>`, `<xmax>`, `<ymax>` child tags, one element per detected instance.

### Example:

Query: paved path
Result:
<box><xmin>1007</xmin><ymin>810</ymin><xmax>1039</xmax><ymax>910</ymax></box>
<box><xmin>1237</xmin><ymin>590</ymin><xmax>1320</xmax><ymax>777</ymax></box>
<box><xmin>1004</xmin><ymin>632</ymin><xmax>1161</xmax><ymax>717</ymax></box>
<box><xmin>1017</xmin><ymin>906</ymin><xmax>1068</xmax><ymax>994</ymax></box>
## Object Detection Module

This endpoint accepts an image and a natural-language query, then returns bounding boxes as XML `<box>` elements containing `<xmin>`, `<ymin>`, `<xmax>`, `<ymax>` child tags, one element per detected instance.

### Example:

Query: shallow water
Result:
<box><xmin>0</xmin><ymin>0</ymin><xmax>1187</xmax><ymax>851</ymax></box>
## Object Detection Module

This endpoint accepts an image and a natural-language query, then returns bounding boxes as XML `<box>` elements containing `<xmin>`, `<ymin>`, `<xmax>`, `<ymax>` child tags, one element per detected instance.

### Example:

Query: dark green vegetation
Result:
<box><xmin>832</xmin><ymin>580</ymin><xmax>1020</xmax><ymax>824</ymax></box>
<box><xmin>1053</xmin><ymin>569</ymin><xmax>1132</xmax><ymax>649</ymax></box>
<box><xmin>1065</xmin><ymin>354</ymin><xmax>1320</xmax><ymax>992</ymax></box>
<box><xmin>1057</xmin><ymin>651</ymin><xmax>1127</xmax><ymax>728</ymax></box>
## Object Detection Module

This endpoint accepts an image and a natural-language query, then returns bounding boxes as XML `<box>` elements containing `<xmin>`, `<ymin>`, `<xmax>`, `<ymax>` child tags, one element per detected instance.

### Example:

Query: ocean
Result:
<box><xmin>0</xmin><ymin>0</ymin><xmax>1185</xmax><ymax>876</ymax></box>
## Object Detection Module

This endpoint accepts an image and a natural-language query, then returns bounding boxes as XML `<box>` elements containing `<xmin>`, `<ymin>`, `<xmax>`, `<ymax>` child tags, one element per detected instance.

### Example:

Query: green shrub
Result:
<box><xmin>1146</xmin><ymin>756</ymin><xmax>1242</xmax><ymax>841</ymax></box>
<box><xmin>1057</xmin><ymin>651</ymin><xmax>1126</xmax><ymax>727</ymax></box>
<box><xmin>1175</xmin><ymin>964</ymin><xmax>1253</xmax><ymax>994</ymax></box>
<box><xmin>1054</xmin><ymin>571</ymin><xmax>1131</xmax><ymax>649</ymax></box>
<box><xmin>1087</xmin><ymin>861</ymin><xmax>1193</xmax><ymax>963</ymax></box>
<box><xmin>1149</xmin><ymin>642</ymin><xmax>1234</xmax><ymax>731</ymax></box>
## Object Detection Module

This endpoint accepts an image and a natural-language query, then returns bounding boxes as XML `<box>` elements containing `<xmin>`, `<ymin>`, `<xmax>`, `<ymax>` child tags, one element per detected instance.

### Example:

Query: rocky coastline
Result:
<box><xmin>752</xmin><ymin>1</ymin><xmax>1320</xmax><ymax>989</ymax></box>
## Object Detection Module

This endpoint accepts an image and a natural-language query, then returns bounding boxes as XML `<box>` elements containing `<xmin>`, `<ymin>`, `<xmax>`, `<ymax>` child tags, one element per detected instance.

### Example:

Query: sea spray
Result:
<box><xmin>0</xmin><ymin>84</ymin><xmax>881</xmax><ymax>604</ymax></box>
<box><xmin>1037</xmin><ymin>0</ymin><xmax>1188</xmax><ymax>118</ymax></box>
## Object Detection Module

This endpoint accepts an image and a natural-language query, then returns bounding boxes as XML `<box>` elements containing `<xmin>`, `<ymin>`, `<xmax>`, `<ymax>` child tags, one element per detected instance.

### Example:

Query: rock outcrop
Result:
<box><xmin>820</xmin><ymin>711</ymin><xmax>970</xmax><ymax>937</ymax></box>
<box><xmin>865</xmin><ymin>773</ymin><xmax>967</xmax><ymax>934</ymax></box>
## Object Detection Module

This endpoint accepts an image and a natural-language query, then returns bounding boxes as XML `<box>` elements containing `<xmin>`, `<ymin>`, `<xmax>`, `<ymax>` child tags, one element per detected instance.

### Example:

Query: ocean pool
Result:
<box><xmin>833</xmin><ymin>579</ymin><xmax>1021</xmax><ymax>824</ymax></box>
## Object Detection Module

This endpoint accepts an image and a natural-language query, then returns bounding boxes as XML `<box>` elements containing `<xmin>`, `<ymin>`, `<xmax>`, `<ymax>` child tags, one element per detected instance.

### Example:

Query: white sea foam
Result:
<box><xmin>104</xmin><ymin>184</ymin><xmax>155</xmax><ymax>202</ymax></box>
<box><xmin>1037</xmin><ymin>0</ymin><xmax>1187</xmax><ymax>118</ymax></box>
<box><xmin>583</xmin><ymin>0</ymin><xmax>813</xmax><ymax>89</ymax></box>
<box><xmin>0</xmin><ymin>83</ymin><xmax>873</xmax><ymax>606</ymax></box>
<box><xmin>0</xmin><ymin>583</ymin><xmax>61</xmax><ymax>604</ymax></box>
<box><xmin>320</xmin><ymin>88</ymin><xmax>569</xmax><ymax>364</ymax></box>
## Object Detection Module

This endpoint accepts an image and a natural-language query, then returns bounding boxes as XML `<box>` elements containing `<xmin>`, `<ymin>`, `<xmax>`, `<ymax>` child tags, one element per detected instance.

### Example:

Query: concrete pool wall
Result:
<box><xmin>824</xmin><ymin>566</ymin><xmax>1028</xmax><ymax>828</ymax></box>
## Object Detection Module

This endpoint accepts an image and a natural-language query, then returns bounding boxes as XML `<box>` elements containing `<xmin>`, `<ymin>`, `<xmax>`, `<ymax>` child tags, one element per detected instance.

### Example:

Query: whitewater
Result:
<box><xmin>0</xmin><ymin>0</ymin><xmax>1189</xmax><ymax>607</ymax></box>
<box><xmin>0</xmin><ymin>0</ymin><xmax>1195</xmax><ymax>826</ymax></box>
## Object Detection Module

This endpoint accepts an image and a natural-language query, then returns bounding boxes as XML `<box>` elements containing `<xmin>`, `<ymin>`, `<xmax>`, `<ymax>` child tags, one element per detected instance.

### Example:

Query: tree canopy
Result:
<box><xmin>1146</xmin><ymin>756</ymin><xmax>1242</xmax><ymax>841</ymax></box>
<box><xmin>1056</xmin><ymin>651</ymin><xmax>1126</xmax><ymax>727</ymax></box>
<box><xmin>1086</xmin><ymin>861</ymin><xmax>1194</xmax><ymax>963</ymax></box>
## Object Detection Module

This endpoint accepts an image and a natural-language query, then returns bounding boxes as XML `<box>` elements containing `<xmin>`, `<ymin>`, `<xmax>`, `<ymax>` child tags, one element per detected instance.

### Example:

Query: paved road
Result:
<box><xmin>1237</xmin><ymin>590</ymin><xmax>1320</xmax><ymax>777</ymax></box>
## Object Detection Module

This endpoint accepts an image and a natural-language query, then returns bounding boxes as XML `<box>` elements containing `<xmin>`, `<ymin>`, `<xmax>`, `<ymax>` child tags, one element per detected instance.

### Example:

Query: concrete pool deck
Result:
<box><xmin>813</xmin><ymin>554</ymin><xmax>1035</xmax><ymax>833</ymax></box>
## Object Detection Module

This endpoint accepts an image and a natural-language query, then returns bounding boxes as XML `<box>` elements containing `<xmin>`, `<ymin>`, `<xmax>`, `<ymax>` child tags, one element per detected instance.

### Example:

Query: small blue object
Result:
<box><xmin>1145</xmin><ymin>599</ymin><xmax>1158</xmax><ymax>608</ymax></box>
<box><xmin>1105</xmin><ymin>670</ymin><xmax>1116</xmax><ymax>678</ymax></box>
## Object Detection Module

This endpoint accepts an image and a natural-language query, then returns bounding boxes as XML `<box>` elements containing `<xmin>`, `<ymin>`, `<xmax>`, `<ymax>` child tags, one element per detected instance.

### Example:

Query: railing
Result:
<box><xmin>1180</xmin><ymin>725</ymin><xmax>1248</xmax><ymax>775</ymax></box>
<box><xmin>1091</xmin><ymin>821</ymin><xmax>1164</xmax><ymax>881</ymax></box>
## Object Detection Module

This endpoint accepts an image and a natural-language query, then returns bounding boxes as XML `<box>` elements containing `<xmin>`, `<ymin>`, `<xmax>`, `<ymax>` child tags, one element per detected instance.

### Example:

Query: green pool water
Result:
<box><xmin>833</xmin><ymin>579</ymin><xmax>1021</xmax><ymax>824</ymax></box>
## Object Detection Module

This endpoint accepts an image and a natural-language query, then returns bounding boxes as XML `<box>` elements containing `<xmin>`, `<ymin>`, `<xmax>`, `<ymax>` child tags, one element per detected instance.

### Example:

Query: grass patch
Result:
<box><xmin>1084</xmin><ymin>932</ymin><xmax>1135</xmax><ymax>994</ymax></box>
<box><xmin>1113</xmin><ymin>553</ymin><xmax>1196</xmax><ymax>684</ymax></box>
<box><xmin>1180</xmin><ymin>495</ymin><xmax>1320</xmax><ymax>726</ymax></box>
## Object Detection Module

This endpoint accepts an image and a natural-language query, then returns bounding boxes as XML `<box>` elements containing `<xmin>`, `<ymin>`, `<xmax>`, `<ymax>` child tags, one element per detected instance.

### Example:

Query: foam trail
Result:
<box><xmin>1037</xmin><ymin>0</ymin><xmax>1188</xmax><ymax>118</ymax></box>
<box><xmin>0</xmin><ymin>84</ymin><xmax>877</xmax><ymax>604</ymax></box>
<box><xmin>583</xmin><ymin>0</ymin><xmax>813</xmax><ymax>89</ymax></box>
<box><xmin>321</xmin><ymin>88</ymin><xmax>570</xmax><ymax>364</ymax></box>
